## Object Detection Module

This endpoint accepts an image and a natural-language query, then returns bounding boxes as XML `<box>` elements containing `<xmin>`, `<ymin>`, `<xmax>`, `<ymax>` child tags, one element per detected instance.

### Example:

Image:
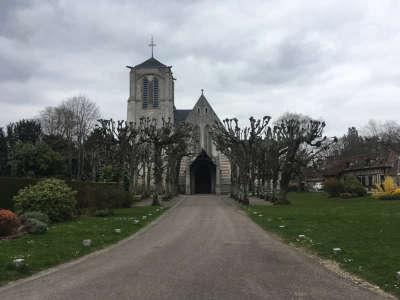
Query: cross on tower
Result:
<box><xmin>148</xmin><ymin>36</ymin><xmax>156</xmax><ymax>58</ymax></box>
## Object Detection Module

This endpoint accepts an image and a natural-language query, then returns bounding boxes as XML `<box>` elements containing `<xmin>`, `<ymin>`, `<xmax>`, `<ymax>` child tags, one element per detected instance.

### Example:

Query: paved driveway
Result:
<box><xmin>1</xmin><ymin>195</ymin><xmax>391</xmax><ymax>299</ymax></box>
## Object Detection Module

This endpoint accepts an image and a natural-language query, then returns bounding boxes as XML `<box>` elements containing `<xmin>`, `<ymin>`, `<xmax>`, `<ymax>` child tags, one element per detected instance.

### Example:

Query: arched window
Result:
<box><xmin>152</xmin><ymin>78</ymin><xmax>159</xmax><ymax>107</ymax></box>
<box><xmin>142</xmin><ymin>78</ymin><xmax>148</xmax><ymax>109</ymax></box>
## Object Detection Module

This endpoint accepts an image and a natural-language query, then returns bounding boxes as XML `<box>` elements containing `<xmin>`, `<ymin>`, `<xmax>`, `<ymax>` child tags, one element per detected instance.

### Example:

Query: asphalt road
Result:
<box><xmin>1</xmin><ymin>195</ymin><xmax>391</xmax><ymax>300</ymax></box>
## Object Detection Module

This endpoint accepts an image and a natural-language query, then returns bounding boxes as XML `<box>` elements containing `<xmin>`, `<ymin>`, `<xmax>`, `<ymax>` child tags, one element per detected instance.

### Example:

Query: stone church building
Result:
<box><xmin>126</xmin><ymin>54</ymin><xmax>231</xmax><ymax>195</ymax></box>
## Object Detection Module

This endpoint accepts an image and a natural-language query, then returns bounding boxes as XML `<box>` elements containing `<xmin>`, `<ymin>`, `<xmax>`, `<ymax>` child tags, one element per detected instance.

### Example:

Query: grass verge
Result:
<box><xmin>245</xmin><ymin>192</ymin><xmax>400</xmax><ymax>298</ymax></box>
<box><xmin>0</xmin><ymin>206</ymin><xmax>166</xmax><ymax>285</ymax></box>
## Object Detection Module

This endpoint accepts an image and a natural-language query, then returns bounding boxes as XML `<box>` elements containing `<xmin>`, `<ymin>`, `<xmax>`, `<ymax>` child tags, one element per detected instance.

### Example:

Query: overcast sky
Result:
<box><xmin>1</xmin><ymin>0</ymin><xmax>400</xmax><ymax>135</ymax></box>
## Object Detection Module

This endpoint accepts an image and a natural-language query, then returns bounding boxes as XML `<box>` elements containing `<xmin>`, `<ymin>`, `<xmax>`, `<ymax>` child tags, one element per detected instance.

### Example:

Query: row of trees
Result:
<box><xmin>94</xmin><ymin>118</ymin><xmax>193</xmax><ymax>205</ymax></box>
<box><xmin>0</xmin><ymin>96</ymin><xmax>194</xmax><ymax>205</ymax></box>
<box><xmin>212</xmin><ymin>114</ymin><xmax>333</xmax><ymax>204</ymax></box>
<box><xmin>0</xmin><ymin>96</ymin><xmax>100</xmax><ymax>179</ymax></box>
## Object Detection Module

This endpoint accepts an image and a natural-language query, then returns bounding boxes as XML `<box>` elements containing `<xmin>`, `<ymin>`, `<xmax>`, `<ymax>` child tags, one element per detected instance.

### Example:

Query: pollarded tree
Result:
<box><xmin>96</xmin><ymin>119</ymin><xmax>142</xmax><ymax>192</ymax></box>
<box><xmin>140</xmin><ymin>117</ymin><xmax>192</xmax><ymax>205</ymax></box>
<box><xmin>255</xmin><ymin>126</ymin><xmax>285</xmax><ymax>201</ymax></box>
<box><xmin>212</xmin><ymin>116</ymin><xmax>270</xmax><ymax>204</ymax></box>
<box><xmin>165</xmin><ymin>122</ymin><xmax>194</xmax><ymax>198</ymax></box>
<box><xmin>274</xmin><ymin>115</ymin><xmax>327</xmax><ymax>204</ymax></box>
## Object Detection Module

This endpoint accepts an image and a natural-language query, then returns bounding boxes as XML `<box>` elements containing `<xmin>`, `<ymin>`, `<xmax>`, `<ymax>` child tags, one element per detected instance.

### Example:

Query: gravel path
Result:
<box><xmin>0</xmin><ymin>195</ymin><xmax>392</xmax><ymax>300</ymax></box>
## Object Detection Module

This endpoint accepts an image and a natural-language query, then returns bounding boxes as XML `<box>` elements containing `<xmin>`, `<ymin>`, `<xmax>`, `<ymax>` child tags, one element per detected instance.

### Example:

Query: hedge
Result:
<box><xmin>0</xmin><ymin>177</ymin><xmax>132</xmax><ymax>211</ymax></box>
<box><xmin>0</xmin><ymin>177</ymin><xmax>38</xmax><ymax>210</ymax></box>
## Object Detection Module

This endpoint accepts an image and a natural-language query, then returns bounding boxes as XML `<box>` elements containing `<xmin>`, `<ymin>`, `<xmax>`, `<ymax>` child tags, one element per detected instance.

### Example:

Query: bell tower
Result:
<box><xmin>126</xmin><ymin>38</ymin><xmax>175</xmax><ymax>125</ymax></box>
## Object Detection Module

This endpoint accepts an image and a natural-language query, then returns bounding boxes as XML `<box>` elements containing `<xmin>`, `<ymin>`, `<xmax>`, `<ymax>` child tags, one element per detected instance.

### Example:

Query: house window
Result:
<box><xmin>361</xmin><ymin>176</ymin><xmax>366</xmax><ymax>186</ymax></box>
<box><xmin>142</xmin><ymin>78</ymin><xmax>148</xmax><ymax>109</ymax></box>
<box><xmin>152</xmin><ymin>78</ymin><xmax>159</xmax><ymax>107</ymax></box>
<box><xmin>368</xmin><ymin>175</ymin><xmax>373</xmax><ymax>187</ymax></box>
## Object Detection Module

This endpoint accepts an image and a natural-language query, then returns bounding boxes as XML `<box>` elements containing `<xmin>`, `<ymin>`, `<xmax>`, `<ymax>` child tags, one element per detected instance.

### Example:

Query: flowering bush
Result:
<box><xmin>14</xmin><ymin>178</ymin><xmax>77</xmax><ymax>222</ymax></box>
<box><xmin>0</xmin><ymin>209</ymin><xmax>21</xmax><ymax>236</ymax></box>
<box><xmin>373</xmin><ymin>177</ymin><xmax>400</xmax><ymax>200</ymax></box>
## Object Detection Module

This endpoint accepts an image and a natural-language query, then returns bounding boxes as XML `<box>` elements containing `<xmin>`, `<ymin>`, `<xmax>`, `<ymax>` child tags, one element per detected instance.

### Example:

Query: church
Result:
<box><xmin>126</xmin><ymin>45</ymin><xmax>231</xmax><ymax>195</ymax></box>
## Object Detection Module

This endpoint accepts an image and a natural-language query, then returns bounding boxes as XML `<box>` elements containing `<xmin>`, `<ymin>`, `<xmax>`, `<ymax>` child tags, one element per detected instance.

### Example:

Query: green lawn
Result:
<box><xmin>246</xmin><ymin>193</ymin><xmax>400</xmax><ymax>298</ymax></box>
<box><xmin>0</xmin><ymin>206</ymin><xmax>166</xmax><ymax>285</ymax></box>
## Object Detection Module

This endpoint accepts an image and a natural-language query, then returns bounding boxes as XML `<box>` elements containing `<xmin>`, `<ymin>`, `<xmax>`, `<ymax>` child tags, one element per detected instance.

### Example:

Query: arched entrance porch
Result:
<box><xmin>190</xmin><ymin>151</ymin><xmax>216</xmax><ymax>194</ymax></box>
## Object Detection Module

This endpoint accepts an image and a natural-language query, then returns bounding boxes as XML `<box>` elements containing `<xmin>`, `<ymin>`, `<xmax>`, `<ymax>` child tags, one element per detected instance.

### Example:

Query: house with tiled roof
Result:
<box><xmin>324</xmin><ymin>151</ymin><xmax>400</xmax><ymax>189</ymax></box>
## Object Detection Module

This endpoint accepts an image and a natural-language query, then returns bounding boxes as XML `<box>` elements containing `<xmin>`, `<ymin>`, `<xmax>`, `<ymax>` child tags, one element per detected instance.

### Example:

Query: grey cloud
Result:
<box><xmin>1</xmin><ymin>0</ymin><xmax>400</xmax><ymax>135</ymax></box>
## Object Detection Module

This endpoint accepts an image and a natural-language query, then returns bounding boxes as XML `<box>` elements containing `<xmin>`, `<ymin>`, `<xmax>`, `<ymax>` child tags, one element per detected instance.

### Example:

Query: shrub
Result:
<box><xmin>373</xmin><ymin>177</ymin><xmax>400</xmax><ymax>200</ymax></box>
<box><xmin>23</xmin><ymin>218</ymin><xmax>47</xmax><ymax>234</ymax></box>
<box><xmin>2</xmin><ymin>177</ymin><xmax>131</xmax><ymax>213</ymax></box>
<box><xmin>0</xmin><ymin>209</ymin><xmax>21</xmax><ymax>236</ymax></box>
<box><xmin>324</xmin><ymin>178</ymin><xmax>343</xmax><ymax>197</ymax></box>
<box><xmin>0</xmin><ymin>177</ymin><xmax>38</xmax><ymax>210</ymax></box>
<box><xmin>13</xmin><ymin>178</ymin><xmax>77</xmax><ymax>222</ymax></box>
<box><xmin>68</xmin><ymin>181</ymin><xmax>132</xmax><ymax>211</ymax></box>
<box><xmin>339</xmin><ymin>192</ymin><xmax>353</xmax><ymax>199</ymax></box>
<box><xmin>342</xmin><ymin>175</ymin><xmax>367</xmax><ymax>197</ymax></box>
<box><xmin>94</xmin><ymin>209</ymin><xmax>114</xmax><ymax>217</ymax></box>
<box><xmin>19</xmin><ymin>211</ymin><xmax>49</xmax><ymax>225</ymax></box>
<box><xmin>104</xmin><ymin>188</ymin><xmax>134</xmax><ymax>208</ymax></box>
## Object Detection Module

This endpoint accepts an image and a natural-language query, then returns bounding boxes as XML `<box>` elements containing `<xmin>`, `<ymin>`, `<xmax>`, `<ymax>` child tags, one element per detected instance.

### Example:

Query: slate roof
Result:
<box><xmin>133</xmin><ymin>57</ymin><xmax>168</xmax><ymax>69</ymax></box>
<box><xmin>174</xmin><ymin>109</ymin><xmax>191</xmax><ymax>123</ymax></box>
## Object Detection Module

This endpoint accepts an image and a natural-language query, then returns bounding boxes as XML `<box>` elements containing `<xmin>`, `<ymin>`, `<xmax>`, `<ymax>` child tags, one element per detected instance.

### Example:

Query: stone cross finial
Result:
<box><xmin>201</xmin><ymin>89</ymin><xmax>204</xmax><ymax>95</ymax></box>
<box><xmin>149</xmin><ymin>36</ymin><xmax>156</xmax><ymax>58</ymax></box>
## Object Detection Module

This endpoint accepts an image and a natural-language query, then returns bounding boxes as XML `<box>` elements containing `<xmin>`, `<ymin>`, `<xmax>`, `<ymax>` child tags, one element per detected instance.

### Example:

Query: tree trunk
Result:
<box><xmin>152</xmin><ymin>144</ymin><xmax>162</xmax><ymax>206</ymax></box>
<box><xmin>276</xmin><ymin>167</ymin><xmax>291</xmax><ymax>205</ymax></box>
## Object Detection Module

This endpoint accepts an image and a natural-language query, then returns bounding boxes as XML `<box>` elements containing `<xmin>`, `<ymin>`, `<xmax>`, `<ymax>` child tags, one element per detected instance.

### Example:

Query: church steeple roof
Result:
<box><xmin>196</xmin><ymin>89</ymin><xmax>210</xmax><ymax>105</ymax></box>
<box><xmin>133</xmin><ymin>57</ymin><xmax>168</xmax><ymax>69</ymax></box>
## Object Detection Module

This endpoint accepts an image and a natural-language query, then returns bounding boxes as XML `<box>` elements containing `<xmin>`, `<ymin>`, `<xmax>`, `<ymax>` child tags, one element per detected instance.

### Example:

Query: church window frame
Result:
<box><xmin>142</xmin><ymin>78</ymin><xmax>149</xmax><ymax>109</ymax></box>
<box><xmin>152</xmin><ymin>77</ymin><xmax>159</xmax><ymax>107</ymax></box>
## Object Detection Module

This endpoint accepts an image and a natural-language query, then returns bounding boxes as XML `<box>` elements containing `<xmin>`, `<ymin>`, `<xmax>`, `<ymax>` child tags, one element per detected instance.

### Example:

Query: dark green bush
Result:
<box><xmin>1</xmin><ymin>177</ymin><xmax>131</xmax><ymax>213</ymax></box>
<box><xmin>342</xmin><ymin>175</ymin><xmax>367</xmax><ymax>197</ymax></box>
<box><xmin>94</xmin><ymin>208</ymin><xmax>114</xmax><ymax>217</ymax></box>
<box><xmin>24</xmin><ymin>218</ymin><xmax>47</xmax><ymax>234</ymax></box>
<box><xmin>13</xmin><ymin>178</ymin><xmax>77</xmax><ymax>222</ymax></box>
<box><xmin>70</xmin><ymin>181</ymin><xmax>133</xmax><ymax>210</ymax></box>
<box><xmin>0</xmin><ymin>177</ymin><xmax>38</xmax><ymax>210</ymax></box>
<box><xmin>324</xmin><ymin>178</ymin><xmax>343</xmax><ymax>197</ymax></box>
<box><xmin>339</xmin><ymin>192</ymin><xmax>353</xmax><ymax>199</ymax></box>
<box><xmin>19</xmin><ymin>211</ymin><xmax>49</xmax><ymax>225</ymax></box>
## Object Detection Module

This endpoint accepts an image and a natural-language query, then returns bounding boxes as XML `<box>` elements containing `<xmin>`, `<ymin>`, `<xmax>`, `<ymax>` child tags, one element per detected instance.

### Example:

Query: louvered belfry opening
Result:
<box><xmin>142</xmin><ymin>78</ymin><xmax>148</xmax><ymax>108</ymax></box>
<box><xmin>142</xmin><ymin>77</ymin><xmax>159</xmax><ymax>109</ymax></box>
